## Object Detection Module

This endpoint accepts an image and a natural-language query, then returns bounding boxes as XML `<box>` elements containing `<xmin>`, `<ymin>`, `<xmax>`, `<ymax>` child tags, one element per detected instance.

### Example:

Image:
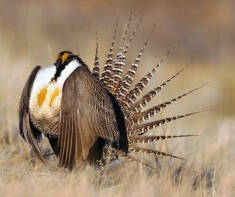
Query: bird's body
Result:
<box><xmin>19</xmin><ymin>53</ymin><xmax>128</xmax><ymax>169</ymax></box>
<box><xmin>19</xmin><ymin>16</ymin><xmax>205</xmax><ymax>170</ymax></box>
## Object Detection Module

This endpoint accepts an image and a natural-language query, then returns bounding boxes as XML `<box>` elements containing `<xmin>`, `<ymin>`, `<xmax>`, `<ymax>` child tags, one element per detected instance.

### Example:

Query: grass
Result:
<box><xmin>0</xmin><ymin>121</ymin><xmax>234</xmax><ymax>197</ymax></box>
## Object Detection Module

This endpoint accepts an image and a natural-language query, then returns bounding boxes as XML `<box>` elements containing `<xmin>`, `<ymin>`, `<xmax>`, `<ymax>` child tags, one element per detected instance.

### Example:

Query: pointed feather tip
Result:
<box><xmin>115</xmin><ymin>16</ymin><xmax>120</xmax><ymax>32</ymax></box>
<box><xmin>128</xmin><ymin>134</ymin><xmax>200</xmax><ymax>146</ymax></box>
<box><xmin>130</xmin><ymin>147</ymin><xmax>185</xmax><ymax>160</ymax></box>
<box><xmin>95</xmin><ymin>31</ymin><xmax>99</xmax><ymax>46</ymax></box>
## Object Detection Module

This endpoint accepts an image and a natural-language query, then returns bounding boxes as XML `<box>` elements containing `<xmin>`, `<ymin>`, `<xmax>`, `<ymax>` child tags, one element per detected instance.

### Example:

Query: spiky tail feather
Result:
<box><xmin>130</xmin><ymin>146</ymin><xmax>184</xmax><ymax>160</ymax></box>
<box><xmin>92</xmin><ymin>33</ymin><xmax>100</xmax><ymax>80</ymax></box>
<box><xmin>129</xmin><ymin>134</ymin><xmax>197</xmax><ymax>145</ymax></box>
<box><xmin>100</xmin><ymin>18</ymin><xmax>119</xmax><ymax>87</ymax></box>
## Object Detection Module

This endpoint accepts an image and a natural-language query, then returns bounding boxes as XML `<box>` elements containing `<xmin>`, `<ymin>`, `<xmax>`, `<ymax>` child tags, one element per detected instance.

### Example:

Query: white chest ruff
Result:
<box><xmin>29</xmin><ymin>60</ymin><xmax>81</xmax><ymax>127</ymax></box>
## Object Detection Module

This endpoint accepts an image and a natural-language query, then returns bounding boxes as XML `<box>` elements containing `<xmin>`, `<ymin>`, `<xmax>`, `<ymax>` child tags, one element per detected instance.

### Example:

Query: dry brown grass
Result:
<box><xmin>0</xmin><ymin>1</ymin><xmax>235</xmax><ymax>196</ymax></box>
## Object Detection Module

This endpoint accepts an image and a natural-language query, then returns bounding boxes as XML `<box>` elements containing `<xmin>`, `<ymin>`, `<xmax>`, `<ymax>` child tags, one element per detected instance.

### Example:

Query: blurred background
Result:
<box><xmin>0</xmin><ymin>0</ymin><xmax>234</xmax><ymax>196</ymax></box>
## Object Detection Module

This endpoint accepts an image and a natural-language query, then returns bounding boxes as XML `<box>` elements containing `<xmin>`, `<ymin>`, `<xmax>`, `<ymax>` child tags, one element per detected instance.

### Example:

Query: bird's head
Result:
<box><xmin>55</xmin><ymin>51</ymin><xmax>78</xmax><ymax>68</ymax></box>
<box><xmin>51</xmin><ymin>51</ymin><xmax>83</xmax><ymax>82</ymax></box>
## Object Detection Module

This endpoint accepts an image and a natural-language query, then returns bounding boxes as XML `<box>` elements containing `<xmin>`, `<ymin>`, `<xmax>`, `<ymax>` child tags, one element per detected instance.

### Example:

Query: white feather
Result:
<box><xmin>29</xmin><ymin>59</ymin><xmax>82</xmax><ymax>118</ymax></box>
<box><xmin>31</xmin><ymin>65</ymin><xmax>56</xmax><ymax>96</ymax></box>
<box><xmin>57</xmin><ymin>59</ymin><xmax>81</xmax><ymax>86</ymax></box>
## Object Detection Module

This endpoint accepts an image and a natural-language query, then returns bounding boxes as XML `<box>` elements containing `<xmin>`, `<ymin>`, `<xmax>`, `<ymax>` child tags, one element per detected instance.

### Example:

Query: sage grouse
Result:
<box><xmin>19</xmin><ymin>16</ymin><xmax>206</xmax><ymax>170</ymax></box>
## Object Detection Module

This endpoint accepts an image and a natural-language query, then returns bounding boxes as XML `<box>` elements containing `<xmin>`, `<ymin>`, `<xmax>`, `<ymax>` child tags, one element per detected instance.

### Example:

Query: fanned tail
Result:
<box><xmin>125</xmin><ymin>44</ymin><xmax>178</xmax><ymax>105</ymax></box>
<box><xmin>91</xmin><ymin>16</ymin><xmax>206</xmax><ymax>168</ymax></box>
<box><xmin>132</xmin><ymin>82</ymin><xmax>209</xmax><ymax>123</ymax></box>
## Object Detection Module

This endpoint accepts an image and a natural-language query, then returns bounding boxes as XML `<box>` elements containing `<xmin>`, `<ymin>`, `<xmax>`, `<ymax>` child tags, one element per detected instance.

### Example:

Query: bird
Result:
<box><xmin>19</xmin><ymin>15</ymin><xmax>206</xmax><ymax>170</ymax></box>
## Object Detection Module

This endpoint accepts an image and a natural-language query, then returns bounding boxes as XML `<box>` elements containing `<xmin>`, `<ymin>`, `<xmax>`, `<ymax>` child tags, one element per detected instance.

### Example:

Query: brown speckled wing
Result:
<box><xmin>58</xmin><ymin>66</ymin><xmax>120</xmax><ymax>169</ymax></box>
<box><xmin>19</xmin><ymin>65</ymin><xmax>47</xmax><ymax>165</ymax></box>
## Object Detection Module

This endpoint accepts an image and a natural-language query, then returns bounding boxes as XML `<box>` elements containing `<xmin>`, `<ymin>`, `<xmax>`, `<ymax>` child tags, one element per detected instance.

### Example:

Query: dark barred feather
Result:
<box><xmin>92</xmin><ymin>33</ymin><xmax>100</xmax><ymax>80</ymax></box>
<box><xmin>130</xmin><ymin>146</ymin><xmax>184</xmax><ymax>160</ymax></box>
<box><xmin>100</xmin><ymin>18</ymin><xmax>119</xmax><ymax>87</ymax></box>
<box><xmin>130</xmin><ymin>65</ymin><xmax>189</xmax><ymax>113</ymax></box>
<box><xmin>133</xmin><ymin>111</ymin><xmax>203</xmax><ymax>135</ymax></box>
<box><xmin>115</xmin><ymin>25</ymin><xmax>156</xmax><ymax>99</ymax></box>
<box><xmin>132</xmin><ymin>82</ymin><xmax>209</xmax><ymax>123</ymax></box>
<box><xmin>112</xmin><ymin>15</ymin><xmax>144</xmax><ymax>92</ymax></box>
<box><xmin>108</xmin><ymin>13</ymin><xmax>133</xmax><ymax>91</ymax></box>
<box><xmin>129</xmin><ymin>134</ymin><xmax>197</xmax><ymax>145</ymax></box>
